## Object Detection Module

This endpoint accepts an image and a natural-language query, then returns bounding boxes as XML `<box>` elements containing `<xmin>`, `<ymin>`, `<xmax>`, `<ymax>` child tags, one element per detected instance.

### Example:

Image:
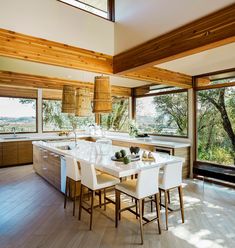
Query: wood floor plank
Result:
<box><xmin>0</xmin><ymin>165</ymin><xmax>235</xmax><ymax>248</ymax></box>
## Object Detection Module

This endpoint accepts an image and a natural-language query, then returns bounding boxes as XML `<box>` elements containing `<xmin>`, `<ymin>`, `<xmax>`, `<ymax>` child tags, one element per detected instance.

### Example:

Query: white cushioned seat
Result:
<box><xmin>115</xmin><ymin>179</ymin><xmax>137</xmax><ymax>198</ymax></box>
<box><xmin>96</xmin><ymin>173</ymin><xmax>120</xmax><ymax>190</ymax></box>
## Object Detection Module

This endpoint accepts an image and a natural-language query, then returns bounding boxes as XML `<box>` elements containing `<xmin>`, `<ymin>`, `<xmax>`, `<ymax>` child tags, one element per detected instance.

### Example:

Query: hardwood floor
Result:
<box><xmin>0</xmin><ymin>165</ymin><xmax>235</xmax><ymax>248</ymax></box>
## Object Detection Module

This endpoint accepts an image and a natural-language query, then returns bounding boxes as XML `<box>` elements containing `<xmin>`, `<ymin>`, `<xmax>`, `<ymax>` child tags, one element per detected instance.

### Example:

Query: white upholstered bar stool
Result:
<box><xmin>78</xmin><ymin>160</ymin><xmax>120</xmax><ymax>230</ymax></box>
<box><xmin>115</xmin><ymin>166</ymin><xmax>161</xmax><ymax>245</ymax></box>
<box><xmin>64</xmin><ymin>156</ymin><xmax>81</xmax><ymax>216</ymax></box>
<box><xmin>159</xmin><ymin>162</ymin><xmax>184</xmax><ymax>230</ymax></box>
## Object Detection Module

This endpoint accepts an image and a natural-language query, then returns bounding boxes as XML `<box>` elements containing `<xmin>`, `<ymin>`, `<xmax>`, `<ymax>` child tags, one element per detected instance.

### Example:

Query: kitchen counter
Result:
<box><xmin>0</xmin><ymin>133</ymin><xmax>89</xmax><ymax>143</ymax></box>
<box><xmin>33</xmin><ymin>140</ymin><xmax>184</xmax><ymax>178</ymax></box>
<box><xmin>0</xmin><ymin>133</ymin><xmax>190</xmax><ymax>149</ymax></box>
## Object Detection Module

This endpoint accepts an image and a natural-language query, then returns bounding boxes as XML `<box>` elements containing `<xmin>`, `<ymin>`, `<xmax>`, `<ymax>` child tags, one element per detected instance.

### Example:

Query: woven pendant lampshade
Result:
<box><xmin>61</xmin><ymin>85</ymin><xmax>75</xmax><ymax>114</ymax></box>
<box><xmin>93</xmin><ymin>76</ymin><xmax>112</xmax><ymax>113</ymax></box>
<box><xmin>75</xmin><ymin>88</ymin><xmax>92</xmax><ymax>117</ymax></box>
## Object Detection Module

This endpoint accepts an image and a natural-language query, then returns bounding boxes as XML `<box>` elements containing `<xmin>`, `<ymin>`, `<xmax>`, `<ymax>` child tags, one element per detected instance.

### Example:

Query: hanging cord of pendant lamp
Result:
<box><xmin>61</xmin><ymin>85</ymin><xmax>76</xmax><ymax>114</ymax></box>
<box><xmin>75</xmin><ymin>88</ymin><xmax>92</xmax><ymax>117</ymax></box>
<box><xmin>93</xmin><ymin>76</ymin><xmax>112</xmax><ymax>113</ymax></box>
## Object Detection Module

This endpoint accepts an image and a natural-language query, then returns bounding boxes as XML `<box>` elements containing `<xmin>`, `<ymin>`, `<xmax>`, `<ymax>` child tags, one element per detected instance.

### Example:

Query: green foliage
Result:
<box><xmin>153</xmin><ymin>92</ymin><xmax>188</xmax><ymax>136</ymax></box>
<box><xmin>42</xmin><ymin>100</ymin><xmax>95</xmax><ymax>131</ymax></box>
<box><xmin>197</xmin><ymin>86</ymin><xmax>235</xmax><ymax>166</ymax></box>
<box><xmin>101</xmin><ymin>97</ymin><xmax>129</xmax><ymax>132</ymax></box>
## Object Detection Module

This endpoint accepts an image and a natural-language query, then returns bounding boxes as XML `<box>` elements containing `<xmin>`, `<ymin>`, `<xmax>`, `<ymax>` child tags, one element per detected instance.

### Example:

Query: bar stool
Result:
<box><xmin>64</xmin><ymin>156</ymin><xmax>81</xmax><ymax>216</ymax></box>
<box><xmin>115</xmin><ymin>166</ymin><xmax>161</xmax><ymax>245</ymax></box>
<box><xmin>159</xmin><ymin>162</ymin><xmax>184</xmax><ymax>230</ymax></box>
<box><xmin>78</xmin><ymin>160</ymin><xmax>120</xmax><ymax>230</ymax></box>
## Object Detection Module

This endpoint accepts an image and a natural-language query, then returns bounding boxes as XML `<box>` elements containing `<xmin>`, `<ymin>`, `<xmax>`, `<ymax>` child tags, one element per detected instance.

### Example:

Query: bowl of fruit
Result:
<box><xmin>111</xmin><ymin>149</ymin><xmax>140</xmax><ymax>164</ymax></box>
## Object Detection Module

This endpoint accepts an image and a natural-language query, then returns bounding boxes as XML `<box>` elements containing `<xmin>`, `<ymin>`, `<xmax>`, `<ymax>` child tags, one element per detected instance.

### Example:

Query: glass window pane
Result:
<box><xmin>42</xmin><ymin>99</ymin><xmax>95</xmax><ymax>132</ymax></box>
<box><xmin>136</xmin><ymin>92</ymin><xmax>188</xmax><ymax>136</ymax></box>
<box><xmin>197</xmin><ymin>86</ymin><xmax>235</xmax><ymax>166</ymax></box>
<box><xmin>100</xmin><ymin>97</ymin><xmax>129</xmax><ymax>132</ymax></box>
<box><xmin>0</xmin><ymin>97</ymin><xmax>36</xmax><ymax>133</ymax></box>
<box><xmin>60</xmin><ymin>0</ymin><xmax>108</xmax><ymax>18</ymax></box>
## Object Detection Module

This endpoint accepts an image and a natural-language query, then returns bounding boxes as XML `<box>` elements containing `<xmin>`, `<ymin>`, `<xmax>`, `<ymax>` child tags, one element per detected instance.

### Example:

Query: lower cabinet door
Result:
<box><xmin>2</xmin><ymin>142</ymin><xmax>18</xmax><ymax>166</ymax></box>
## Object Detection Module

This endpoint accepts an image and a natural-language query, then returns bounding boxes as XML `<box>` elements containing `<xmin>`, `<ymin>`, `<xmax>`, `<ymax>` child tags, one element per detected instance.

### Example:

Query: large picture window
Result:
<box><xmin>42</xmin><ymin>99</ymin><xmax>95</xmax><ymax>132</ymax></box>
<box><xmin>100</xmin><ymin>97</ymin><xmax>129</xmax><ymax>132</ymax></box>
<box><xmin>0</xmin><ymin>97</ymin><xmax>37</xmax><ymax>133</ymax></box>
<box><xmin>135</xmin><ymin>91</ymin><xmax>188</xmax><ymax>137</ymax></box>
<box><xmin>196</xmin><ymin>86</ymin><xmax>235</xmax><ymax>166</ymax></box>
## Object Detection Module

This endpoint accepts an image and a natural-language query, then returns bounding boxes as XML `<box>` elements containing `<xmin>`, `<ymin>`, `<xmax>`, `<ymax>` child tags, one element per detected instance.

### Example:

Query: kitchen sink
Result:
<box><xmin>2</xmin><ymin>136</ymin><xmax>29</xmax><ymax>140</ymax></box>
<box><xmin>56</xmin><ymin>145</ymin><xmax>72</xmax><ymax>150</ymax></box>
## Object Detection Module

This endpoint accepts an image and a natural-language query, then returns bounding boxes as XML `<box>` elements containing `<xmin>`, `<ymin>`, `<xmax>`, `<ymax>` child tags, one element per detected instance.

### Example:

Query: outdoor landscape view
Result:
<box><xmin>197</xmin><ymin>86</ymin><xmax>235</xmax><ymax>166</ymax></box>
<box><xmin>0</xmin><ymin>97</ymin><xmax>36</xmax><ymax>133</ymax></box>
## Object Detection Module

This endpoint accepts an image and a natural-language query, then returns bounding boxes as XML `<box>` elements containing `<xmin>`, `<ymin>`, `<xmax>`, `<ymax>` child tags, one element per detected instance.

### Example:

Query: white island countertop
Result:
<box><xmin>33</xmin><ymin>140</ymin><xmax>185</xmax><ymax>178</ymax></box>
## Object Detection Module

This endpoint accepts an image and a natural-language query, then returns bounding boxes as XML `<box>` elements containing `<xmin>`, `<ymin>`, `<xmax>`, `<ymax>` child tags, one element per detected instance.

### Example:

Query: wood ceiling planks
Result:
<box><xmin>0</xmin><ymin>28</ymin><xmax>113</xmax><ymax>74</ymax></box>
<box><xmin>125</xmin><ymin>67</ymin><xmax>192</xmax><ymax>89</ymax></box>
<box><xmin>113</xmin><ymin>3</ymin><xmax>235</xmax><ymax>73</ymax></box>
<box><xmin>0</xmin><ymin>71</ymin><xmax>131</xmax><ymax>97</ymax></box>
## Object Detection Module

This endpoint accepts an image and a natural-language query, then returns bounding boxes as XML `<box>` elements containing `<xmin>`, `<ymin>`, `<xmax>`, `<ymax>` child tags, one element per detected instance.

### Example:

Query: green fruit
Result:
<box><xmin>123</xmin><ymin>156</ymin><xmax>131</xmax><ymax>164</ymax></box>
<box><xmin>120</xmin><ymin>149</ymin><xmax>126</xmax><ymax>157</ymax></box>
<box><xmin>115</xmin><ymin>151</ymin><xmax>122</xmax><ymax>159</ymax></box>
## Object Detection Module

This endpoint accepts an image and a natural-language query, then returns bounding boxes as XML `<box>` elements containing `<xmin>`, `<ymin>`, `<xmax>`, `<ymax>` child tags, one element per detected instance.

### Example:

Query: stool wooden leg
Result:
<box><xmin>164</xmin><ymin>190</ymin><xmax>168</xmax><ymax>230</ymax></box>
<box><xmin>178</xmin><ymin>185</ymin><xmax>184</xmax><ymax>223</ymax></box>
<box><xmin>115</xmin><ymin>190</ymin><xmax>120</xmax><ymax>228</ymax></box>
<box><xmin>78</xmin><ymin>184</ymin><xmax>83</xmax><ymax>220</ymax></box>
<box><xmin>73</xmin><ymin>180</ymin><xmax>76</xmax><ymax>216</ymax></box>
<box><xmin>167</xmin><ymin>190</ymin><xmax>171</xmax><ymax>204</ymax></box>
<box><xmin>99</xmin><ymin>190</ymin><xmax>102</xmax><ymax>208</ymax></box>
<box><xmin>90</xmin><ymin>190</ymin><xmax>95</xmax><ymax>230</ymax></box>
<box><xmin>159</xmin><ymin>189</ymin><xmax>162</xmax><ymax>210</ymax></box>
<box><xmin>104</xmin><ymin>188</ymin><xmax>107</xmax><ymax>211</ymax></box>
<box><xmin>135</xmin><ymin>199</ymin><xmax>138</xmax><ymax>219</ymax></box>
<box><xmin>142</xmin><ymin>198</ymin><xmax>145</xmax><ymax>216</ymax></box>
<box><xmin>138</xmin><ymin>199</ymin><xmax>144</xmax><ymax>245</ymax></box>
<box><xmin>155</xmin><ymin>193</ymin><xmax>161</xmax><ymax>234</ymax></box>
<box><xmin>64</xmin><ymin>176</ymin><xmax>68</xmax><ymax>209</ymax></box>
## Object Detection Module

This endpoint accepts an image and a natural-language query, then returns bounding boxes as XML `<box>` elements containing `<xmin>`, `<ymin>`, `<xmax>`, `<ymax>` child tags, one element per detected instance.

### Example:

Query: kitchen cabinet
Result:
<box><xmin>2</xmin><ymin>142</ymin><xmax>18</xmax><ymax>166</ymax></box>
<box><xmin>0</xmin><ymin>143</ymin><xmax>2</xmax><ymax>166</ymax></box>
<box><xmin>18</xmin><ymin>141</ymin><xmax>33</xmax><ymax>164</ymax></box>
<box><xmin>0</xmin><ymin>141</ymin><xmax>33</xmax><ymax>167</ymax></box>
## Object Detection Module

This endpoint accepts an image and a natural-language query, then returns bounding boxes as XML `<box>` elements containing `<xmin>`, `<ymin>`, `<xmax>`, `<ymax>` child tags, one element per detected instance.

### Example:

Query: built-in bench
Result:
<box><xmin>193</xmin><ymin>162</ymin><xmax>235</xmax><ymax>184</ymax></box>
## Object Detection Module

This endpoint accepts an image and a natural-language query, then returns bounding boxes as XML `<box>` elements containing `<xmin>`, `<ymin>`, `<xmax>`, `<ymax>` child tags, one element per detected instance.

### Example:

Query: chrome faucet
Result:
<box><xmin>12</xmin><ymin>127</ymin><xmax>16</xmax><ymax>137</ymax></box>
<box><xmin>73</xmin><ymin>128</ymin><xmax>78</xmax><ymax>148</ymax></box>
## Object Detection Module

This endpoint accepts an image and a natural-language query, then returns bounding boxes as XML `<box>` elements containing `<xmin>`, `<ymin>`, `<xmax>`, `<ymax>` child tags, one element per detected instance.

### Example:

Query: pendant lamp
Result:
<box><xmin>93</xmin><ymin>76</ymin><xmax>112</xmax><ymax>113</ymax></box>
<box><xmin>61</xmin><ymin>85</ymin><xmax>75</xmax><ymax>114</ymax></box>
<box><xmin>75</xmin><ymin>88</ymin><xmax>92</xmax><ymax>117</ymax></box>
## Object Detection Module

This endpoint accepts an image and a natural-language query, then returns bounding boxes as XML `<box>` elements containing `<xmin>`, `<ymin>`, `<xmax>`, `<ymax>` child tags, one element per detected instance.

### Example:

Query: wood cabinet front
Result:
<box><xmin>18</xmin><ymin>141</ymin><xmax>33</xmax><ymax>164</ymax></box>
<box><xmin>2</xmin><ymin>142</ymin><xmax>18</xmax><ymax>166</ymax></box>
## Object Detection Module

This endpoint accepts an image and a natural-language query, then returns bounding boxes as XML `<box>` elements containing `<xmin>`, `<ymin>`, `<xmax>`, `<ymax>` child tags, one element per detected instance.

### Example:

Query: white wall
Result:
<box><xmin>0</xmin><ymin>0</ymin><xmax>114</xmax><ymax>55</ymax></box>
<box><xmin>114</xmin><ymin>0</ymin><xmax>235</xmax><ymax>54</ymax></box>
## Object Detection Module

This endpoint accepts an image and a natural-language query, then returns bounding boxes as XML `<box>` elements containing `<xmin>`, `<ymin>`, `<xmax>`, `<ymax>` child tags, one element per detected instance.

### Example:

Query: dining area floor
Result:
<box><xmin>0</xmin><ymin>165</ymin><xmax>235</xmax><ymax>248</ymax></box>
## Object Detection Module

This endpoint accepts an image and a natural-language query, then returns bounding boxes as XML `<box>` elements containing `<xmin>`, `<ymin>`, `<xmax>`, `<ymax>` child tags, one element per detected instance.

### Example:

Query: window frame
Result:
<box><xmin>133</xmin><ymin>89</ymin><xmax>189</xmax><ymax>138</ymax></box>
<box><xmin>57</xmin><ymin>0</ymin><xmax>115</xmax><ymax>21</ymax></box>
<box><xmin>0</xmin><ymin>96</ymin><xmax>38</xmax><ymax>134</ymax></box>
<box><xmin>193</xmin><ymin>76</ymin><xmax>235</xmax><ymax>168</ymax></box>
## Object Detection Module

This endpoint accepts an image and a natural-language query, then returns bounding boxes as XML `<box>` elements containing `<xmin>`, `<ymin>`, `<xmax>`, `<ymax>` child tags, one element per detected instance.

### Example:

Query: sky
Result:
<box><xmin>0</xmin><ymin>98</ymin><xmax>35</xmax><ymax>118</ymax></box>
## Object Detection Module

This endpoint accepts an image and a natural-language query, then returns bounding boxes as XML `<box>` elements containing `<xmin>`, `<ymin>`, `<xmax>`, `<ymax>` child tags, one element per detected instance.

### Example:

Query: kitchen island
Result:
<box><xmin>33</xmin><ymin>139</ymin><xmax>185</xmax><ymax>196</ymax></box>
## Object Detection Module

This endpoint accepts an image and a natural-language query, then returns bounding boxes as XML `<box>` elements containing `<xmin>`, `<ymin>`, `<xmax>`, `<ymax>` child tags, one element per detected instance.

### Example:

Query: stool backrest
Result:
<box><xmin>162</xmin><ymin>162</ymin><xmax>182</xmax><ymax>189</ymax></box>
<box><xmin>65</xmin><ymin>156</ymin><xmax>81</xmax><ymax>181</ymax></box>
<box><xmin>79</xmin><ymin>160</ymin><xmax>97</xmax><ymax>190</ymax></box>
<box><xmin>136</xmin><ymin>166</ymin><xmax>160</xmax><ymax>199</ymax></box>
